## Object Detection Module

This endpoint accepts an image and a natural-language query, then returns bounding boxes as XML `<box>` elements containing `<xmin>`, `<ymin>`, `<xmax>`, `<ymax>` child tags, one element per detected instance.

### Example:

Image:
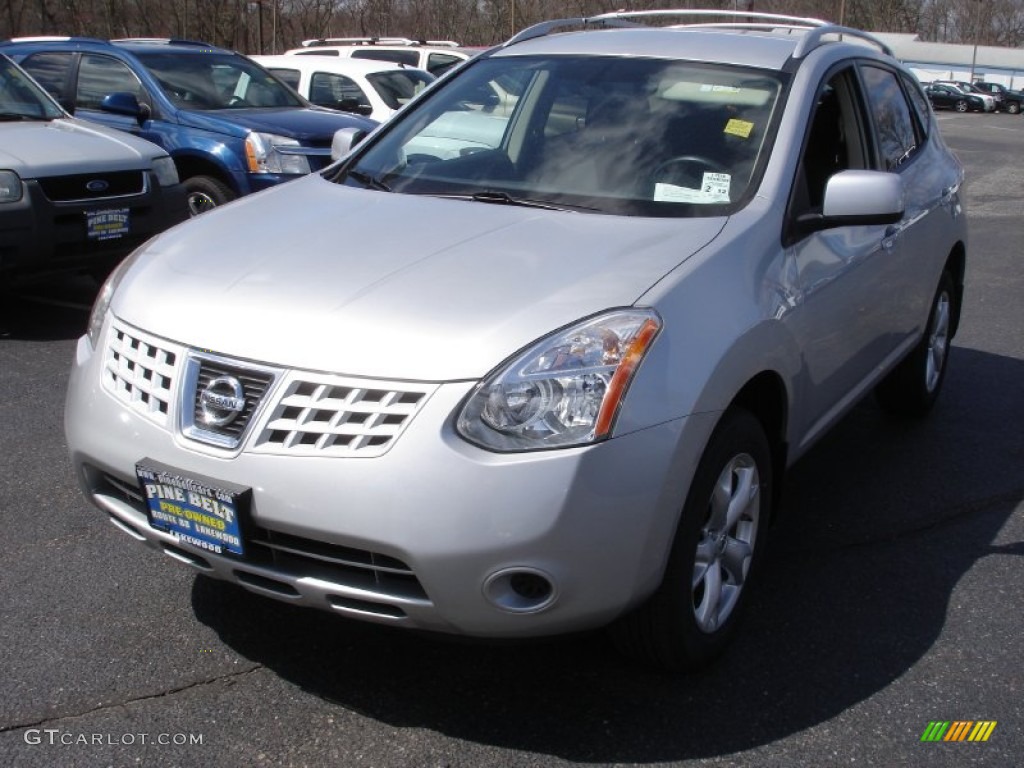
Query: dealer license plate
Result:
<box><xmin>135</xmin><ymin>461</ymin><xmax>249</xmax><ymax>557</ymax></box>
<box><xmin>86</xmin><ymin>208</ymin><xmax>130</xmax><ymax>240</ymax></box>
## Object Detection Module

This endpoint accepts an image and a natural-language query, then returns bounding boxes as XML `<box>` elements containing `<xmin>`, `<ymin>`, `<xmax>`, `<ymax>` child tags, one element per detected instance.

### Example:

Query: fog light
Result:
<box><xmin>483</xmin><ymin>567</ymin><xmax>557</xmax><ymax>613</ymax></box>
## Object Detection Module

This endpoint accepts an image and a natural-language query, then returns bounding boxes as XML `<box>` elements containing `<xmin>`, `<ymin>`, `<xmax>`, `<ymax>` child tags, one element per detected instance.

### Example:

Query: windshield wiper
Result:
<box><xmin>347</xmin><ymin>170</ymin><xmax>392</xmax><ymax>192</ymax></box>
<box><xmin>426</xmin><ymin>190</ymin><xmax>594</xmax><ymax>212</ymax></box>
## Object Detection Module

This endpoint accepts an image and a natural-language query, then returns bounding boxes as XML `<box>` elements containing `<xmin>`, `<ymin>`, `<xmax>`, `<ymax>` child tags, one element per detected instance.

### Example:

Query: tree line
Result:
<box><xmin>4</xmin><ymin>1</ymin><xmax>1024</xmax><ymax>54</ymax></box>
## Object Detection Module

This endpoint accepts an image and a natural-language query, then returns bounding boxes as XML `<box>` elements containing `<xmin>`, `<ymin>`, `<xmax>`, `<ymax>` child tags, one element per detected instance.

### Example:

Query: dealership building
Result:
<box><xmin>875</xmin><ymin>32</ymin><xmax>1024</xmax><ymax>87</ymax></box>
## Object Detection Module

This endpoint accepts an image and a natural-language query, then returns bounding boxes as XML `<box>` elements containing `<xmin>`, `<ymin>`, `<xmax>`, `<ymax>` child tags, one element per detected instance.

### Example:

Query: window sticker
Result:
<box><xmin>654</xmin><ymin>172</ymin><xmax>731</xmax><ymax>204</ymax></box>
<box><xmin>724</xmin><ymin>118</ymin><xmax>754</xmax><ymax>139</ymax></box>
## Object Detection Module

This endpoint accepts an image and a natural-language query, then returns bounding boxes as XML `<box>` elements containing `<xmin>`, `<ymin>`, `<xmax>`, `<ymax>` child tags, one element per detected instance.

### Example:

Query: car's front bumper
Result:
<box><xmin>65</xmin><ymin>317</ymin><xmax>716</xmax><ymax>638</ymax></box>
<box><xmin>0</xmin><ymin>178</ymin><xmax>188</xmax><ymax>281</ymax></box>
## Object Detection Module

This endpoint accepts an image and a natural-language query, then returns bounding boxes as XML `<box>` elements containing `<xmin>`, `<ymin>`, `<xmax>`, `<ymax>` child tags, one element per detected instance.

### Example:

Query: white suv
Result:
<box><xmin>252</xmin><ymin>55</ymin><xmax>434</xmax><ymax>122</ymax></box>
<box><xmin>284</xmin><ymin>37</ymin><xmax>477</xmax><ymax>76</ymax></box>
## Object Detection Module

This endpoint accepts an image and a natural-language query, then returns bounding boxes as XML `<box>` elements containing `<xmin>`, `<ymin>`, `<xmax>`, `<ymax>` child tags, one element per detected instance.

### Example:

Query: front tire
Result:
<box><xmin>1007</xmin><ymin>101</ymin><xmax>1021</xmax><ymax>115</ymax></box>
<box><xmin>611</xmin><ymin>408</ymin><xmax>772</xmax><ymax>671</ymax></box>
<box><xmin>955</xmin><ymin>99</ymin><xmax>968</xmax><ymax>113</ymax></box>
<box><xmin>185</xmin><ymin>175</ymin><xmax>235</xmax><ymax>216</ymax></box>
<box><xmin>875</xmin><ymin>271</ymin><xmax>955</xmax><ymax>417</ymax></box>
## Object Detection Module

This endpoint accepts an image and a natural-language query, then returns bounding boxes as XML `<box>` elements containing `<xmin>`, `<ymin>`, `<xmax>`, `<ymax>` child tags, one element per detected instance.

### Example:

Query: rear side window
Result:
<box><xmin>77</xmin><ymin>54</ymin><xmax>146</xmax><ymax>110</ymax></box>
<box><xmin>18</xmin><ymin>52</ymin><xmax>74</xmax><ymax>105</ymax></box>
<box><xmin>860</xmin><ymin>65</ymin><xmax>918</xmax><ymax>170</ymax></box>
<box><xmin>426</xmin><ymin>53</ymin><xmax>462</xmax><ymax>76</ymax></box>
<box><xmin>352</xmin><ymin>49</ymin><xmax>418</xmax><ymax>67</ymax></box>
<box><xmin>900</xmin><ymin>72</ymin><xmax>932</xmax><ymax>137</ymax></box>
<box><xmin>268</xmin><ymin>67</ymin><xmax>300</xmax><ymax>90</ymax></box>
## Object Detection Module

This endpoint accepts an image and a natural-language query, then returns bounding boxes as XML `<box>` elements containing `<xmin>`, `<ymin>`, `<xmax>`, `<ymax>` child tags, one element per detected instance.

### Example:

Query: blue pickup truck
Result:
<box><xmin>0</xmin><ymin>37</ymin><xmax>377</xmax><ymax>214</ymax></box>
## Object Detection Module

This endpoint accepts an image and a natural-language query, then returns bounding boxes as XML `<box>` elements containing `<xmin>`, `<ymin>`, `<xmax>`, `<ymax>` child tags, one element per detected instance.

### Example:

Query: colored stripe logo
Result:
<box><xmin>921</xmin><ymin>721</ymin><xmax>997</xmax><ymax>742</ymax></box>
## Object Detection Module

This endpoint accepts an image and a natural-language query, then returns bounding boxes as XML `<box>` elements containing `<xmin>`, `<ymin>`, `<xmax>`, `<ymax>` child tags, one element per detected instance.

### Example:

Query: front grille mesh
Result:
<box><xmin>103</xmin><ymin>323</ymin><xmax>179</xmax><ymax>425</ymax></box>
<box><xmin>248</xmin><ymin>526</ymin><xmax>428</xmax><ymax>600</ymax></box>
<box><xmin>101</xmin><ymin>322</ymin><xmax>434</xmax><ymax>456</ymax></box>
<box><xmin>252</xmin><ymin>375</ymin><xmax>436</xmax><ymax>457</ymax></box>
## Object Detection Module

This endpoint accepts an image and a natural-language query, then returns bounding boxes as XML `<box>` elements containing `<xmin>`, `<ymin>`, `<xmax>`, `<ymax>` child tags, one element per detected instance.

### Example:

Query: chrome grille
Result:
<box><xmin>103</xmin><ymin>322</ymin><xmax>180</xmax><ymax>425</ymax></box>
<box><xmin>252</xmin><ymin>374</ymin><xmax>436</xmax><ymax>457</ymax></box>
<box><xmin>189</xmin><ymin>359</ymin><xmax>275</xmax><ymax>445</ymax></box>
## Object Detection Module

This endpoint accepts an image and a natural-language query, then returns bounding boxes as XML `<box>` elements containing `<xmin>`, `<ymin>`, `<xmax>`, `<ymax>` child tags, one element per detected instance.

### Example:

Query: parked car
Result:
<box><xmin>923</xmin><ymin>82</ymin><xmax>986</xmax><ymax>113</ymax></box>
<box><xmin>284</xmin><ymin>37</ymin><xmax>477</xmax><ymax>76</ymax></box>
<box><xmin>933</xmin><ymin>80</ymin><xmax>996</xmax><ymax>111</ymax></box>
<box><xmin>66</xmin><ymin>10</ymin><xmax>967</xmax><ymax>671</ymax></box>
<box><xmin>0</xmin><ymin>53</ymin><xmax>187</xmax><ymax>283</ymax></box>
<box><xmin>972</xmin><ymin>81</ymin><xmax>1023</xmax><ymax>114</ymax></box>
<box><xmin>0</xmin><ymin>37</ymin><xmax>377</xmax><ymax>214</ymax></box>
<box><xmin>250</xmin><ymin>55</ymin><xmax>434</xmax><ymax>122</ymax></box>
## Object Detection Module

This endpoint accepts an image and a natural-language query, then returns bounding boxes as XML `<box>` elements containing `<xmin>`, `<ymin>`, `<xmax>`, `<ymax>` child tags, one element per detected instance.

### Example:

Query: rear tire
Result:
<box><xmin>611</xmin><ymin>408</ymin><xmax>772</xmax><ymax>671</ymax></box>
<box><xmin>185</xmin><ymin>175</ymin><xmax>235</xmax><ymax>216</ymax></box>
<box><xmin>875</xmin><ymin>271</ymin><xmax>955</xmax><ymax>418</ymax></box>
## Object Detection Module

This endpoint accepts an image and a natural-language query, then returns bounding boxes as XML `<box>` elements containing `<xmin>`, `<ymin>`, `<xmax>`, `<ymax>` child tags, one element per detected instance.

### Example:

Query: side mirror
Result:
<box><xmin>330</xmin><ymin>126</ymin><xmax>368</xmax><ymax>162</ymax></box>
<box><xmin>100</xmin><ymin>92</ymin><xmax>152</xmax><ymax>125</ymax></box>
<box><xmin>796</xmin><ymin>170</ymin><xmax>904</xmax><ymax>236</ymax></box>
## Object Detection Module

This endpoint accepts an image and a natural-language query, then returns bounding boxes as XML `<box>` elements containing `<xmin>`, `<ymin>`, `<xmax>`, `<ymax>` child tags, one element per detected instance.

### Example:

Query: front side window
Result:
<box><xmin>136</xmin><ymin>52</ymin><xmax>303</xmax><ymax>110</ymax></box>
<box><xmin>309</xmin><ymin>71</ymin><xmax>369</xmax><ymax>110</ymax></box>
<box><xmin>860</xmin><ymin>65</ymin><xmax>918</xmax><ymax>170</ymax></box>
<box><xmin>336</xmin><ymin>55</ymin><xmax>784</xmax><ymax>217</ymax></box>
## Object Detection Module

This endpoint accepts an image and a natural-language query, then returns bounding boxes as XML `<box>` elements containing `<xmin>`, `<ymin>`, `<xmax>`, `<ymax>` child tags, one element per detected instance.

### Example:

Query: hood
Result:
<box><xmin>0</xmin><ymin>118</ymin><xmax>160</xmax><ymax>177</ymax></box>
<box><xmin>177</xmin><ymin>107</ymin><xmax>377</xmax><ymax>141</ymax></box>
<box><xmin>114</xmin><ymin>175</ymin><xmax>725</xmax><ymax>381</ymax></box>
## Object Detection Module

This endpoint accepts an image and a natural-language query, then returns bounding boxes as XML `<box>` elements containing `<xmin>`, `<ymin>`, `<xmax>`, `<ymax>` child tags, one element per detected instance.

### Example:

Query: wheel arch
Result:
<box><xmin>728</xmin><ymin>371</ymin><xmax>789</xmax><ymax>519</ymax></box>
<box><xmin>171</xmin><ymin>154</ymin><xmax>240</xmax><ymax>196</ymax></box>
<box><xmin>943</xmin><ymin>242</ymin><xmax>966</xmax><ymax>337</ymax></box>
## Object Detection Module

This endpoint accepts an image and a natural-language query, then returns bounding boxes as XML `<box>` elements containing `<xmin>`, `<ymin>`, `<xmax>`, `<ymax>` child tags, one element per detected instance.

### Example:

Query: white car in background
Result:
<box><xmin>284</xmin><ymin>37</ymin><xmax>477</xmax><ymax>77</ymax></box>
<box><xmin>252</xmin><ymin>55</ymin><xmax>434</xmax><ymax>122</ymax></box>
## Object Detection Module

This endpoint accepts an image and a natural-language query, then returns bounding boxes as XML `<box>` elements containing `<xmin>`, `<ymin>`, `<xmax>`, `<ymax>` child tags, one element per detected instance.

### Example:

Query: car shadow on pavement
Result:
<box><xmin>0</xmin><ymin>276</ymin><xmax>97</xmax><ymax>342</ymax></box>
<box><xmin>191</xmin><ymin>344</ymin><xmax>1023</xmax><ymax>762</ymax></box>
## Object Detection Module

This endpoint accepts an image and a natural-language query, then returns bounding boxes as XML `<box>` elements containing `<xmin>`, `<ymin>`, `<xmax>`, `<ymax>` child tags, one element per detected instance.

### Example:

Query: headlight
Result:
<box><xmin>245</xmin><ymin>132</ymin><xmax>310</xmax><ymax>175</ymax></box>
<box><xmin>457</xmin><ymin>309</ymin><xmax>662</xmax><ymax>452</ymax></box>
<box><xmin>151</xmin><ymin>156</ymin><xmax>179</xmax><ymax>186</ymax></box>
<box><xmin>0</xmin><ymin>170</ymin><xmax>23</xmax><ymax>203</ymax></box>
<box><xmin>86</xmin><ymin>246</ymin><xmax>146</xmax><ymax>349</ymax></box>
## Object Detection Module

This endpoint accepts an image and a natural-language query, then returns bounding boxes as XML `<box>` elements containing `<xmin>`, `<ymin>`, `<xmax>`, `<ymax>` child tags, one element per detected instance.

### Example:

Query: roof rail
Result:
<box><xmin>506</xmin><ymin>9</ymin><xmax>892</xmax><ymax>58</ymax></box>
<box><xmin>110</xmin><ymin>37</ymin><xmax>219</xmax><ymax>48</ymax></box>
<box><xmin>300</xmin><ymin>37</ymin><xmax>461</xmax><ymax>48</ymax></box>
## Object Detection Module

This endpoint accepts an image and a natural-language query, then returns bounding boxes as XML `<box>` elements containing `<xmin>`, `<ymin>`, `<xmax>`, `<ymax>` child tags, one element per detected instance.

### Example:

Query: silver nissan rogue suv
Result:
<box><xmin>65</xmin><ymin>10</ymin><xmax>967</xmax><ymax>670</ymax></box>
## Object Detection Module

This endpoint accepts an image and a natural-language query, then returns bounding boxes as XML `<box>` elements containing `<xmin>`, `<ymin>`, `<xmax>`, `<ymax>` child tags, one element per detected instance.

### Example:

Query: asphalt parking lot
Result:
<box><xmin>1</xmin><ymin>111</ymin><xmax>1021</xmax><ymax>767</ymax></box>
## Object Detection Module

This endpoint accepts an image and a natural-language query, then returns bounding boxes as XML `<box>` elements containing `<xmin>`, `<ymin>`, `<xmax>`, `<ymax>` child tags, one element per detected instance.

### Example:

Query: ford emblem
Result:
<box><xmin>199</xmin><ymin>376</ymin><xmax>246</xmax><ymax>427</ymax></box>
<box><xmin>86</xmin><ymin>179</ymin><xmax>110</xmax><ymax>193</ymax></box>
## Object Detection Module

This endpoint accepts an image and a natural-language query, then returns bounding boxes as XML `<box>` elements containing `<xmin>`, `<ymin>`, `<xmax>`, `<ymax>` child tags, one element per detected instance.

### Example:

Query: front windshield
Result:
<box><xmin>366</xmin><ymin>69</ymin><xmax>435</xmax><ymax>110</ymax></box>
<box><xmin>0</xmin><ymin>56</ymin><xmax>63</xmax><ymax>120</ymax></box>
<box><xmin>339</xmin><ymin>55</ymin><xmax>784</xmax><ymax>216</ymax></box>
<box><xmin>136</xmin><ymin>51</ymin><xmax>304</xmax><ymax>110</ymax></box>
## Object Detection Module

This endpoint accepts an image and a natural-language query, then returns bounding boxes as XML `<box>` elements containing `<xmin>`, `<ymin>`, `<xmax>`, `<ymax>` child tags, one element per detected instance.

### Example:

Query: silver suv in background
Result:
<box><xmin>66</xmin><ymin>10</ymin><xmax>967</xmax><ymax>671</ymax></box>
<box><xmin>0</xmin><ymin>54</ymin><xmax>186</xmax><ymax>283</ymax></box>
